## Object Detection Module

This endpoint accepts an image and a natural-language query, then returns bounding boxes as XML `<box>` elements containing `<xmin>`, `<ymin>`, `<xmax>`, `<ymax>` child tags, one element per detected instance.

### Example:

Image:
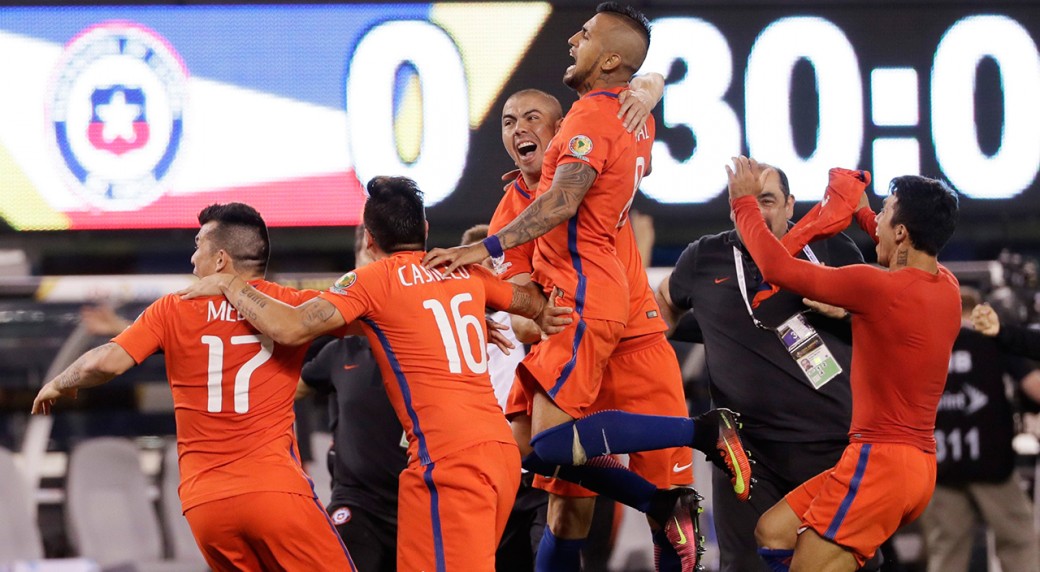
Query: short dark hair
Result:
<box><xmin>363</xmin><ymin>176</ymin><xmax>426</xmax><ymax>252</ymax></box>
<box><xmin>596</xmin><ymin>2</ymin><xmax>651</xmax><ymax>46</ymax></box>
<box><xmin>889</xmin><ymin>175</ymin><xmax>959</xmax><ymax>256</ymax></box>
<box><xmin>460</xmin><ymin>224</ymin><xmax>489</xmax><ymax>246</ymax></box>
<box><xmin>505</xmin><ymin>89</ymin><xmax>563</xmax><ymax>123</ymax></box>
<box><xmin>353</xmin><ymin>224</ymin><xmax>366</xmax><ymax>258</ymax></box>
<box><xmin>197</xmin><ymin>203</ymin><xmax>270</xmax><ymax>274</ymax></box>
<box><xmin>759</xmin><ymin>163</ymin><xmax>791</xmax><ymax>198</ymax></box>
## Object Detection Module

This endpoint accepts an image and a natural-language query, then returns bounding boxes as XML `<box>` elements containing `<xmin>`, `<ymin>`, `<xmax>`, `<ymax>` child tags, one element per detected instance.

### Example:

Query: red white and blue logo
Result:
<box><xmin>49</xmin><ymin>21</ymin><xmax>187</xmax><ymax>210</ymax></box>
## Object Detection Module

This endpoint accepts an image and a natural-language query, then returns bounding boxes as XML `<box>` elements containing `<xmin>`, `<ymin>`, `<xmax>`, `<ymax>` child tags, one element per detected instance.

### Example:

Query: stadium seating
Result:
<box><xmin>65</xmin><ymin>438</ymin><xmax>204</xmax><ymax>571</ymax></box>
<box><xmin>0</xmin><ymin>446</ymin><xmax>44</xmax><ymax>562</ymax></box>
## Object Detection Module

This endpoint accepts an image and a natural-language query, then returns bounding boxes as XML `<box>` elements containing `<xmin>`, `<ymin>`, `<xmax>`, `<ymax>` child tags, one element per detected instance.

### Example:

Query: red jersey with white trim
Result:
<box><xmin>489</xmin><ymin>177</ymin><xmax>536</xmax><ymax>281</ymax></box>
<box><xmin>531</xmin><ymin>86</ymin><xmax>655</xmax><ymax>324</ymax></box>
<box><xmin>112</xmin><ymin>281</ymin><xmax>318</xmax><ymax>512</ymax></box>
<box><xmin>319</xmin><ymin>251</ymin><xmax>517</xmax><ymax>466</ymax></box>
<box><xmin>733</xmin><ymin>196</ymin><xmax>961</xmax><ymax>452</ymax></box>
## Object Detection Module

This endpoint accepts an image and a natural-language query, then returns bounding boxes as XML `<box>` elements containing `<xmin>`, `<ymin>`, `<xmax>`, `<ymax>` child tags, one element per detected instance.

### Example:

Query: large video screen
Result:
<box><xmin>0</xmin><ymin>2</ymin><xmax>1037</xmax><ymax>233</ymax></box>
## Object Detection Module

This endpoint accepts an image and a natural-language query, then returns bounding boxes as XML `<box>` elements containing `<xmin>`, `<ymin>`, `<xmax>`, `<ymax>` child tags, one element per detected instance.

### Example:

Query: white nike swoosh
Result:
<box><xmin>673</xmin><ymin>462</ymin><xmax>693</xmax><ymax>473</ymax></box>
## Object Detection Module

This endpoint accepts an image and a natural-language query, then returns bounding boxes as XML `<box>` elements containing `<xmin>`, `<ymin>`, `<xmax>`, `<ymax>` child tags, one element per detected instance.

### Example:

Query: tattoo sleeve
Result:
<box><xmin>221</xmin><ymin>278</ymin><xmax>342</xmax><ymax>344</ymax></box>
<box><xmin>56</xmin><ymin>343</ymin><xmax>121</xmax><ymax>390</ymax></box>
<box><xmin>508</xmin><ymin>282</ymin><xmax>546</xmax><ymax>319</ymax></box>
<box><xmin>496</xmin><ymin>162</ymin><xmax>596</xmax><ymax>250</ymax></box>
<box><xmin>300</xmin><ymin>298</ymin><xmax>339</xmax><ymax>329</ymax></box>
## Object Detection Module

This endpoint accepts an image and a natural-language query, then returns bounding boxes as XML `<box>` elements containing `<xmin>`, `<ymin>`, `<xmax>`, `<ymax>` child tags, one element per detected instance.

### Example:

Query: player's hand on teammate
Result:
<box><xmin>534</xmin><ymin>288</ymin><xmax>574</xmax><ymax>337</ymax></box>
<box><xmin>31</xmin><ymin>380</ymin><xmax>77</xmax><ymax>415</ymax></box>
<box><xmin>971</xmin><ymin>303</ymin><xmax>1001</xmax><ymax>336</ymax></box>
<box><xmin>486</xmin><ymin>317</ymin><xmax>517</xmax><ymax>355</ymax></box>
<box><xmin>617</xmin><ymin>87</ymin><xmax>654</xmax><ymax>133</ymax></box>
<box><xmin>423</xmin><ymin>243</ymin><xmax>489</xmax><ymax>275</ymax></box>
<box><xmin>726</xmin><ymin>156</ymin><xmax>771</xmax><ymax>201</ymax></box>
<box><xmin>803</xmin><ymin>298</ymin><xmax>850</xmax><ymax>320</ymax></box>
<box><xmin>177</xmin><ymin>273</ymin><xmax>237</xmax><ymax>299</ymax></box>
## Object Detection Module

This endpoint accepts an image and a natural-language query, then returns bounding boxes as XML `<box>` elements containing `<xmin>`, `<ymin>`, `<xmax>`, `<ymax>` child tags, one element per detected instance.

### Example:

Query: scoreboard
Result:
<box><xmin>0</xmin><ymin>1</ymin><xmax>1037</xmax><ymax>244</ymax></box>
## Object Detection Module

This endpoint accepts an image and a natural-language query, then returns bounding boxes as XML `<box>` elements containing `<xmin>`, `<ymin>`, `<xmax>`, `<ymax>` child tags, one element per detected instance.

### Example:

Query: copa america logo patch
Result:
<box><xmin>330</xmin><ymin>271</ymin><xmax>358</xmax><ymax>294</ymax></box>
<box><xmin>48</xmin><ymin>22</ymin><xmax>188</xmax><ymax>210</ymax></box>
<box><xmin>331</xmin><ymin>506</ymin><xmax>352</xmax><ymax>525</ymax></box>
<box><xmin>567</xmin><ymin>135</ymin><xmax>593</xmax><ymax>159</ymax></box>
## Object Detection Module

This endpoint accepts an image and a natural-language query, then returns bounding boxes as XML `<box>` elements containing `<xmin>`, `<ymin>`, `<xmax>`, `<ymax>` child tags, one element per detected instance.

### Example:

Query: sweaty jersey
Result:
<box><xmin>531</xmin><ymin>86</ymin><xmax>655</xmax><ymax>324</ymax></box>
<box><xmin>733</xmin><ymin>195</ymin><xmax>961</xmax><ymax>452</ymax></box>
<box><xmin>319</xmin><ymin>251</ymin><xmax>517</xmax><ymax>466</ymax></box>
<box><xmin>113</xmin><ymin>281</ymin><xmax>318</xmax><ymax>512</ymax></box>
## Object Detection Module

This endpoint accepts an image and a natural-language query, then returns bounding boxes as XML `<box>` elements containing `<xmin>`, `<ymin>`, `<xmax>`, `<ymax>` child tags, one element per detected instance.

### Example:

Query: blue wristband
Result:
<box><xmin>482</xmin><ymin>235</ymin><xmax>504</xmax><ymax>258</ymax></box>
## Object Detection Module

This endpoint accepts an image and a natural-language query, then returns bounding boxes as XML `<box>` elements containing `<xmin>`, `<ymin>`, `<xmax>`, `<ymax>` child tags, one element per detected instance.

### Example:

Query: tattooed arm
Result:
<box><xmin>507</xmin><ymin>282</ymin><xmax>573</xmax><ymax>336</ymax></box>
<box><xmin>178</xmin><ymin>274</ymin><xmax>347</xmax><ymax>346</ymax></box>
<box><xmin>32</xmin><ymin>343</ymin><xmax>137</xmax><ymax>414</ymax></box>
<box><xmin>423</xmin><ymin>162</ymin><xmax>597</xmax><ymax>274</ymax></box>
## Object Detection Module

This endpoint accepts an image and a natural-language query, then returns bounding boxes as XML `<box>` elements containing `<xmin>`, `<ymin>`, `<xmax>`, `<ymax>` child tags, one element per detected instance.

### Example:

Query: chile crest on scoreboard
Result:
<box><xmin>47</xmin><ymin>21</ymin><xmax>188</xmax><ymax>211</ymax></box>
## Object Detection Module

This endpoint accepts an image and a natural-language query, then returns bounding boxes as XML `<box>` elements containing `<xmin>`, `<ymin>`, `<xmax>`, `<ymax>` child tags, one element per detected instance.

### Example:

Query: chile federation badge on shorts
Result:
<box><xmin>48</xmin><ymin>21</ymin><xmax>188</xmax><ymax>210</ymax></box>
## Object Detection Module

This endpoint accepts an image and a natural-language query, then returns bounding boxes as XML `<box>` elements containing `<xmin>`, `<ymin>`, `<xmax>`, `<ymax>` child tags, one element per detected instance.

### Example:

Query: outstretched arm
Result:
<box><xmin>423</xmin><ymin>162</ymin><xmax>597</xmax><ymax>274</ymax></box>
<box><xmin>727</xmin><ymin>156</ymin><xmax>881</xmax><ymax>315</ymax></box>
<box><xmin>32</xmin><ymin>343</ymin><xmax>136</xmax><ymax>414</ymax></box>
<box><xmin>974</xmin><ymin>303</ymin><xmax>1040</xmax><ymax>359</ymax></box>
<box><xmin>178</xmin><ymin>274</ymin><xmax>346</xmax><ymax>346</ymax></box>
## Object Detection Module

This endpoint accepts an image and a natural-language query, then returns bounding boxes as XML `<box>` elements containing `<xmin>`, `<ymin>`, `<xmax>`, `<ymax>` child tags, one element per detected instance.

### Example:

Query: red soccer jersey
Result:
<box><xmin>616</xmin><ymin>220</ymin><xmax>667</xmax><ymax>338</ymax></box>
<box><xmin>489</xmin><ymin>177</ymin><xmax>536</xmax><ymax>281</ymax></box>
<box><xmin>531</xmin><ymin>87</ymin><xmax>655</xmax><ymax>324</ymax></box>
<box><xmin>112</xmin><ymin>281</ymin><xmax>318</xmax><ymax>511</ymax></box>
<box><xmin>733</xmin><ymin>196</ymin><xmax>961</xmax><ymax>452</ymax></box>
<box><xmin>319</xmin><ymin>251</ymin><xmax>517</xmax><ymax>466</ymax></box>
<box><xmin>494</xmin><ymin>174</ymin><xmax>664</xmax><ymax>338</ymax></box>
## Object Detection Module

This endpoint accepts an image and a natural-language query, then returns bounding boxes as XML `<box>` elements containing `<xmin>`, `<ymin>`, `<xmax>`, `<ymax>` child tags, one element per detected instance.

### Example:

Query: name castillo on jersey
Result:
<box><xmin>48</xmin><ymin>21</ymin><xmax>188</xmax><ymax>211</ymax></box>
<box><xmin>330</xmin><ymin>263</ymin><xmax>472</xmax><ymax>294</ymax></box>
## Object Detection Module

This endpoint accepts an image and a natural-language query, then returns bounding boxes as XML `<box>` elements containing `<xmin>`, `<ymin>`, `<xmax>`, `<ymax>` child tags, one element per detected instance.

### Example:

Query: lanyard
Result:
<box><xmin>732</xmin><ymin>244</ymin><xmax>818</xmax><ymax>329</ymax></box>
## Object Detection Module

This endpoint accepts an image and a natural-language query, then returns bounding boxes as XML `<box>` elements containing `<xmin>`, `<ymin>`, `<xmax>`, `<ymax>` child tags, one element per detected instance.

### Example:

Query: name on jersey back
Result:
<box><xmin>207</xmin><ymin>300</ymin><xmax>246</xmax><ymax>323</ymax></box>
<box><xmin>398</xmin><ymin>263</ymin><xmax>471</xmax><ymax>287</ymax></box>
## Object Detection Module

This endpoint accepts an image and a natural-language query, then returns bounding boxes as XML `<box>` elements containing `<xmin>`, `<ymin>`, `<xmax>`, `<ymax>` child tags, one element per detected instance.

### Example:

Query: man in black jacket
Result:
<box><xmin>655</xmin><ymin>166</ymin><xmax>862</xmax><ymax>572</ymax></box>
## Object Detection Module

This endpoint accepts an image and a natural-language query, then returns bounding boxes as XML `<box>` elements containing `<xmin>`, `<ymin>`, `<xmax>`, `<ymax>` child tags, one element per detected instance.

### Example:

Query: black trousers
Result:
<box><xmin>329</xmin><ymin>503</ymin><xmax>397</xmax><ymax>572</ymax></box>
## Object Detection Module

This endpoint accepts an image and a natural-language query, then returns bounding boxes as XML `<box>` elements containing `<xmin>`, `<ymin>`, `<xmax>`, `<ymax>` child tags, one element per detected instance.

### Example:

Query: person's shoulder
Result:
<box><xmin>256</xmin><ymin>280</ymin><xmax>318</xmax><ymax>301</ymax></box>
<box><xmin>690</xmin><ymin>230</ymin><xmax>735</xmax><ymax>253</ymax></box>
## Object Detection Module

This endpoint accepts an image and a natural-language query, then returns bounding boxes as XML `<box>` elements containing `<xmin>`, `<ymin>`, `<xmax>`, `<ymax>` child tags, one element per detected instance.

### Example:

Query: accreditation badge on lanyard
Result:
<box><xmin>733</xmin><ymin>246</ymin><xmax>843</xmax><ymax>389</ymax></box>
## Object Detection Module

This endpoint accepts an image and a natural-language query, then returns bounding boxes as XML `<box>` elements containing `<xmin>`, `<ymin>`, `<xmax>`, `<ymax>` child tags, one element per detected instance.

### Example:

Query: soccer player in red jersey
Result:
<box><xmin>32</xmin><ymin>204</ymin><xmax>355</xmax><ymax>571</ymax></box>
<box><xmin>725</xmin><ymin>157</ymin><xmax>962</xmax><ymax>572</ymax></box>
<box><xmin>429</xmin><ymin>5</ymin><xmax>751</xmax><ymax>570</ymax></box>
<box><xmin>495</xmin><ymin>87</ymin><xmax>753</xmax><ymax>571</ymax></box>
<box><xmin>178</xmin><ymin>177</ymin><xmax>571</xmax><ymax>571</ymax></box>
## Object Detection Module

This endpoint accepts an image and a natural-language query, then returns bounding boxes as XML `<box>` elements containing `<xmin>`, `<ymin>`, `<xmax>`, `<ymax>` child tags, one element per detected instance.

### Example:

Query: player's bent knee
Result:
<box><xmin>756</xmin><ymin>501</ymin><xmax>800</xmax><ymax>550</ymax></box>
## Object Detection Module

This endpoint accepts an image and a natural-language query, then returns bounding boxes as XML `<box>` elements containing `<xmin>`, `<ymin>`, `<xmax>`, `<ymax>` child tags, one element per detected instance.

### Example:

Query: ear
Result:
<box><xmin>425</xmin><ymin>220</ymin><xmax>430</xmax><ymax>239</ymax></box>
<box><xmin>894</xmin><ymin>223</ymin><xmax>909</xmax><ymax>245</ymax></box>
<box><xmin>214</xmin><ymin>249</ymin><xmax>230</xmax><ymax>273</ymax></box>
<box><xmin>784</xmin><ymin>194</ymin><xmax>796</xmax><ymax>220</ymax></box>
<box><xmin>601</xmin><ymin>52</ymin><xmax>622</xmax><ymax>74</ymax></box>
